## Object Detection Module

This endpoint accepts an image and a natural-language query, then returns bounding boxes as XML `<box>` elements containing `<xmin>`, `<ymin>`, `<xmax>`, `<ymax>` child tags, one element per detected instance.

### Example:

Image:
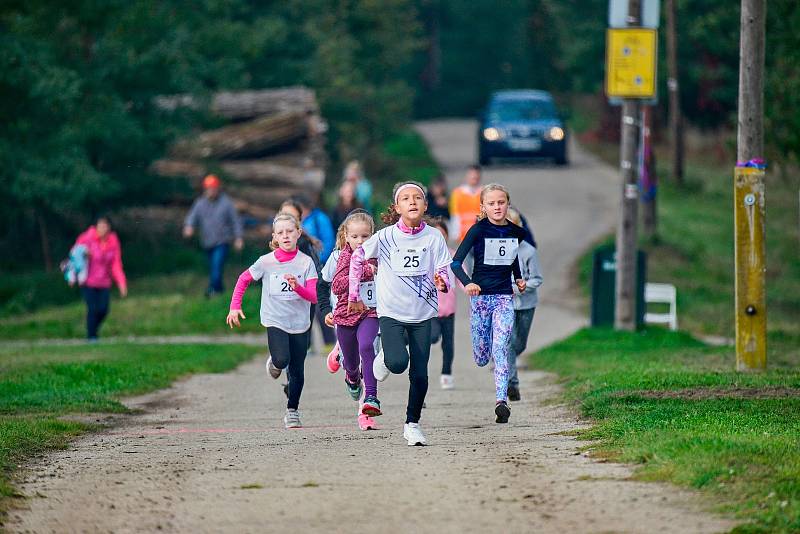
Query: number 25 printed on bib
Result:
<box><xmin>483</xmin><ymin>238</ymin><xmax>518</xmax><ymax>265</ymax></box>
<box><xmin>391</xmin><ymin>246</ymin><xmax>428</xmax><ymax>276</ymax></box>
<box><xmin>268</xmin><ymin>272</ymin><xmax>303</xmax><ymax>300</ymax></box>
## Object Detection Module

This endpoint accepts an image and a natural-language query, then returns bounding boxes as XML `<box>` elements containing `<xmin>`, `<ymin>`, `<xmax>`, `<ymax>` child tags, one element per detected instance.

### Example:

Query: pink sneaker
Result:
<box><xmin>326</xmin><ymin>343</ymin><xmax>341</xmax><ymax>373</ymax></box>
<box><xmin>358</xmin><ymin>413</ymin><xmax>378</xmax><ymax>431</ymax></box>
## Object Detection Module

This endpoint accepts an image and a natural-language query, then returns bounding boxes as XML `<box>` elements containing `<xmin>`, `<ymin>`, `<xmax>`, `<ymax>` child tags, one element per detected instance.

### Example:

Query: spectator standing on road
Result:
<box><xmin>426</xmin><ymin>175</ymin><xmax>450</xmax><ymax>220</ymax></box>
<box><xmin>449</xmin><ymin>164</ymin><xmax>482</xmax><ymax>240</ymax></box>
<box><xmin>183</xmin><ymin>175</ymin><xmax>243</xmax><ymax>297</ymax></box>
<box><xmin>330</xmin><ymin>180</ymin><xmax>363</xmax><ymax>230</ymax></box>
<box><xmin>343</xmin><ymin>160</ymin><xmax>373</xmax><ymax>213</ymax></box>
<box><xmin>73</xmin><ymin>215</ymin><xmax>128</xmax><ymax>341</ymax></box>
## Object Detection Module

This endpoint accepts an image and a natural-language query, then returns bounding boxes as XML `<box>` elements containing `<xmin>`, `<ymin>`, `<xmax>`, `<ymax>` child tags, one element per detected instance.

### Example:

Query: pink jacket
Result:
<box><xmin>75</xmin><ymin>226</ymin><xmax>127</xmax><ymax>292</ymax></box>
<box><xmin>332</xmin><ymin>244</ymin><xmax>377</xmax><ymax>326</ymax></box>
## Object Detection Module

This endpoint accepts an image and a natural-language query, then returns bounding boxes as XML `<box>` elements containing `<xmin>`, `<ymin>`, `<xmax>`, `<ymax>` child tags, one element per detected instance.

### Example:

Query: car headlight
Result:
<box><xmin>547</xmin><ymin>127</ymin><xmax>565</xmax><ymax>141</ymax></box>
<box><xmin>483</xmin><ymin>127</ymin><xmax>503</xmax><ymax>141</ymax></box>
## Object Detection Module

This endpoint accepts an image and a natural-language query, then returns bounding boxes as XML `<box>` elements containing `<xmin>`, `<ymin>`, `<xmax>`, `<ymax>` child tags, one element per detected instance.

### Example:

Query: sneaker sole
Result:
<box><xmin>361</xmin><ymin>405</ymin><xmax>382</xmax><ymax>417</ymax></box>
<box><xmin>326</xmin><ymin>355</ymin><xmax>340</xmax><ymax>374</ymax></box>
<box><xmin>358</xmin><ymin>418</ymin><xmax>378</xmax><ymax>431</ymax></box>
<box><xmin>495</xmin><ymin>403</ymin><xmax>511</xmax><ymax>423</ymax></box>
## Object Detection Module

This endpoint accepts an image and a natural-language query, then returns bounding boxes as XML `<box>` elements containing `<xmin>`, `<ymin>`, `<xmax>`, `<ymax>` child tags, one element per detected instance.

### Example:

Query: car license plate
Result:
<box><xmin>508</xmin><ymin>138</ymin><xmax>541</xmax><ymax>151</ymax></box>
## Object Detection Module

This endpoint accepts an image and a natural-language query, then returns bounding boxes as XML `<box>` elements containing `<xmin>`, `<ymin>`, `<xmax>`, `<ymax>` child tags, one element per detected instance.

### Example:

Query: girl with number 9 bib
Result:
<box><xmin>226</xmin><ymin>214</ymin><xmax>318</xmax><ymax>429</ymax></box>
<box><xmin>348</xmin><ymin>181</ymin><xmax>452</xmax><ymax>446</ymax></box>
<box><xmin>330</xmin><ymin>210</ymin><xmax>382</xmax><ymax>430</ymax></box>
<box><xmin>451</xmin><ymin>184</ymin><xmax>526</xmax><ymax>424</ymax></box>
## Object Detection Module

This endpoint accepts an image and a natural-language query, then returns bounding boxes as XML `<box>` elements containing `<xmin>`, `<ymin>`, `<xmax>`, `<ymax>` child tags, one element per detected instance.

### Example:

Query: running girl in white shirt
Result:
<box><xmin>348</xmin><ymin>181</ymin><xmax>452</xmax><ymax>446</ymax></box>
<box><xmin>226</xmin><ymin>214</ymin><xmax>318</xmax><ymax>429</ymax></box>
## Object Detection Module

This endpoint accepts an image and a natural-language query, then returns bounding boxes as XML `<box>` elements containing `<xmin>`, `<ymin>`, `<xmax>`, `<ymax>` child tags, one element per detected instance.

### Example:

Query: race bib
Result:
<box><xmin>359</xmin><ymin>281</ymin><xmax>377</xmax><ymax>308</ymax></box>
<box><xmin>390</xmin><ymin>246</ymin><xmax>428</xmax><ymax>276</ymax></box>
<box><xmin>268</xmin><ymin>272</ymin><xmax>304</xmax><ymax>300</ymax></box>
<box><xmin>484</xmin><ymin>238</ymin><xmax>518</xmax><ymax>265</ymax></box>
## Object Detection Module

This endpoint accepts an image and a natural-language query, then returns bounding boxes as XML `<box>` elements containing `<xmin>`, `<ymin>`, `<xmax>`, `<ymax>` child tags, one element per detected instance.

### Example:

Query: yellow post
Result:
<box><xmin>734</xmin><ymin>166</ymin><xmax>766</xmax><ymax>370</ymax></box>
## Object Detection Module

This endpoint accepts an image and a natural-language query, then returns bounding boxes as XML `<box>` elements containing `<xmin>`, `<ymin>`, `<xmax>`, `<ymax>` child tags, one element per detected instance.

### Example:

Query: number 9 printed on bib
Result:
<box><xmin>390</xmin><ymin>246</ymin><xmax>428</xmax><ymax>276</ymax></box>
<box><xmin>268</xmin><ymin>272</ymin><xmax>303</xmax><ymax>300</ymax></box>
<box><xmin>359</xmin><ymin>281</ymin><xmax>377</xmax><ymax>307</ymax></box>
<box><xmin>483</xmin><ymin>238</ymin><xmax>518</xmax><ymax>265</ymax></box>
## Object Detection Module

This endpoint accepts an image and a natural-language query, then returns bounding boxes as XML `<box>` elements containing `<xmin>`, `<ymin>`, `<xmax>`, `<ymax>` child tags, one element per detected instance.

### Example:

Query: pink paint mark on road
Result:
<box><xmin>108</xmin><ymin>424</ymin><xmax>364</xmax><ymax>438</ymax></box>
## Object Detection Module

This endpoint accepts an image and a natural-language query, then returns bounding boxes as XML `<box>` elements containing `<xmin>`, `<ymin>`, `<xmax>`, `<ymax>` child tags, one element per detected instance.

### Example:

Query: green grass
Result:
<box><xmin>533</xmin><ymin>328</ymin><xmax>800</xmax><ymax>533</ymax></box>
<box><xmin>0</xmin><ymin>342</ymin><xmax>257</xmax><ymax>512</ymax></box>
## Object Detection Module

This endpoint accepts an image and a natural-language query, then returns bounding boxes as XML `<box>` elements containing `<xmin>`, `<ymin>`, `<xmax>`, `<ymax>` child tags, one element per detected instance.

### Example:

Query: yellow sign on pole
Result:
<box><xmin>605</xmin><ymin>28</ymin><xmax>658</xmax><ymax>98</ymax></box>
<box><xmin>734</xmin><ymin>166</ymin><xmax>767</xmax><ymax>371</ymax></box>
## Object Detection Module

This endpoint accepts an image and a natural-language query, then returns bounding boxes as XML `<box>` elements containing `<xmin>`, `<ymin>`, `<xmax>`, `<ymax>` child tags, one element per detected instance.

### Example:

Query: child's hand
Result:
<box><xmin>227</xmin><ymin>309</ymin><xmax>245</xmax><ymax>328</ymax></box>
<box><xmin>464</xmin><ymin>283</ymin><xmax>481</xmax><ymax>296</ymax></box>
<box><xmin>119</xmin><ymin>287</ymin><xmax>128</xmax><ymax>298</ymax></box>
<box><xmin>515</xmin><ymin>279</ymin><xmax>526</xmax><ymax>292</ymax></box>
<box><xmin>348</xmin><ymin>300</ymin><xmax>367</xmax><ymax>314</ymax></box>
<box><xmin>324</xmin><ymin>312</ymin><xmax>334</xmax><ymax>327</ymax></box>
<box><xmin>434</xmin><ymin>273</ymin><xmax>447</xmax><ymax>292</ymax></box>
<box><xmin>284</xmin><ymin>273</ymin><xmax>298</xmax><ymax>289</ymax></box>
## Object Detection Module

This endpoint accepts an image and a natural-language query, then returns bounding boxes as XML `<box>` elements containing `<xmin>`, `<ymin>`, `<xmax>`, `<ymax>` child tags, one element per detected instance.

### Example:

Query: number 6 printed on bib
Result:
<box><xmin>483</xmin><ymin>238</ymin><xmax>518</xmax><ymax>265</ymax></box>
<box><xmin>390</xmin><ymin>246</ymin><xmax>429</xmax><ymax>276</ymax></box>
<box><xmin>268</xmin><ymin>272</ymin><xmax>303</xmax><ymax>300</ymax></box>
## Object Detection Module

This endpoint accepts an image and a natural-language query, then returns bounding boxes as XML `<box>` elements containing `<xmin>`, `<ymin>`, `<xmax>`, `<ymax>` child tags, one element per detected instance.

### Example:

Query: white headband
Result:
<box><xmin>394</xmin><ymin>183</ymin><xmax>425</xmax><ymax>204</ymax></box>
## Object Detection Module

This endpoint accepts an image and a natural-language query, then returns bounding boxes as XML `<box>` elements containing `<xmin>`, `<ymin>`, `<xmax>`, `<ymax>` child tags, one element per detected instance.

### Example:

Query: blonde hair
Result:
<box><xmin>270</xmin><ymin>213</ymin><xmax>301</xmax><ymax>250</ymax></box>
<box><xmin>477</xmin><ymin>183</ymin><xmax>511</xmax><ymax>221</ymax></box>
<box><xmin>381</xmin><ymin>180</ymin><xmax>428</xmax><ymax>225</ymax></box>
<box><xmin>336</xmin><ymin>210</ymin><xmax>375</xmax><ymax>250</ymax></box>
<box><xmin>506</xmin><ymin>205</ymin><xmax>522</xmax><ymax>225</ymax></box>
<box><xmin>344</xmin><ymin>160</ymin><xmax>363</xmax><ymax>180</ymax></box>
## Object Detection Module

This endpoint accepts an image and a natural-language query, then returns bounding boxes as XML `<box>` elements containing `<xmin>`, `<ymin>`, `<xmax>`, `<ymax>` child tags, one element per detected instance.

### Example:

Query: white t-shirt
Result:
<box><xmin>248</xmin><ymin>250</ymin><xmax>317</xmax><ymax>334</ymax></box>
<box><xmin>321</xmin><ymin>249</ymin><xmax>340</xmax><ymax>309</ymax></box>
<box><xmin>361</xmin><ymin>224</ymin><xmax>452</xmax><ymax>323</ymax></box>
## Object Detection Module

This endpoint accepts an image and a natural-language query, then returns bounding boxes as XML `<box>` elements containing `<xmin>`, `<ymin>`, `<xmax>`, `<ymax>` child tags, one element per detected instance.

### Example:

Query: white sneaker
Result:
<box><xmin>266</xmin><ymin>357</ymin><xmax>282</xmax><ymax>379</ymax></box>
<box><xmin>283</xmin><ymin>409</ymin><xmax>302</xmax><ymax>429</ymax></box>
<box><xmin>403</xmin><ymin>422</ymin><xmax>427</xmax><ymax>446</ymax></box>
<box><xmin>373</xmin><ymin>348</ymin><xmax>390</xmax><ymax>382</ymax></box>
<box><xmin>440</xmin><ymin>374</ymin><xmax>454</xmax><ymax>390</ymax></box>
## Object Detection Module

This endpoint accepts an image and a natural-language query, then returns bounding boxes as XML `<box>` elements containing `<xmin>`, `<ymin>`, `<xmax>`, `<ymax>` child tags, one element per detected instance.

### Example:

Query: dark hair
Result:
<box><xmin>292</xmin><ymin>194</ymin><xmax>312</xmax><ymax>209</ymax></box>
<box><xmin>468</xmin><ymin>164</ymin><xmax>481</xmax><ymax>172</ymax></box>
<box><xmin>280</xmin><ymin>198</ymin><xmax>304</xmax><ymax>217</ymax></box>
<box><xmin>380</xmin><ymin>180</ymin><xmax>428</xmax><ymax>225</ymax></box>
<box><xmin>430</xmin><ymin>216</ymin><xmax>449</xmax><ymax>238</ymax></box>
<box><xmin>95</xmin><ymin>214</ymin><xmax>113</xmax><ymax>227</ymax></box>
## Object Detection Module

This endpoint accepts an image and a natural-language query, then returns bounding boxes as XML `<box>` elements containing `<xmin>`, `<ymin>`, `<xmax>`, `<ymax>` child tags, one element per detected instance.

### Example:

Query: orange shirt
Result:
<box><xmin>449</xmin><ymin>185</ymin><xmax>482</xmax><ymax>240</ymax></box>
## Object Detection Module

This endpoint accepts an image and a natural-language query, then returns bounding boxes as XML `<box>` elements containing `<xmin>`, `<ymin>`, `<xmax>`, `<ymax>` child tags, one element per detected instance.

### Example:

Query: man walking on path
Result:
<box><xmin>450</xmin><ymin>164</ymin><xmax>483</xmax><ymax>240</ymax></box>
<box><xmin>183</xmin><ymin>175</ymin><xmax>243</xmax><ymax>297</ymax></box>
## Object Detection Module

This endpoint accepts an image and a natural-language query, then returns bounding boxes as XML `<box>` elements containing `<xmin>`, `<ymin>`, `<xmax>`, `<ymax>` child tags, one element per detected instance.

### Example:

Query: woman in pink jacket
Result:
<box><xmin>74</xmin><ymin>216</ymin><xmax>128</xmax><ymax>340</ymax></box>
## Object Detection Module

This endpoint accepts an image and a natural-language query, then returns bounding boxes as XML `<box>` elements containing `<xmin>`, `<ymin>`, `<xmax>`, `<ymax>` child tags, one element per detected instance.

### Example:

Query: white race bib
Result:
<box><xmin>359</xmin><ymin>281</ymin><xmax>377</xmax><ymax>307</ymax></box>
<box><xmin>390</xmin><ymin>246</ymin><xmax>429</xmax><ymax>276</ymax></box>
<box><xmin>268</xmin><ymin>272</ymin><xmax>304</xmax><ymax>300</ymax></box>
<box><xmin>484</xmin><ymin>238</ymin><xmax>518</xmax><ymax>265</ymax></box>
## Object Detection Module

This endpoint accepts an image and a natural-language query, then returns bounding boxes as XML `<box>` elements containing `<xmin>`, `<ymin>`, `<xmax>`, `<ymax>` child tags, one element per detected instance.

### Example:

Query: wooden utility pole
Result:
<box><xmin>614</xmin><ymin>0</ymin><xmax>642</xmax><ymax>331</ymax></box>
<box><xmin>734</xmin><ymin>0</ymin><xmax>767</xmax><ymax>370</ymax></box>
<box><xmin>665</xmin><ymin>0</ymin><xmax>684</xmax><ymax>185</ymax></box>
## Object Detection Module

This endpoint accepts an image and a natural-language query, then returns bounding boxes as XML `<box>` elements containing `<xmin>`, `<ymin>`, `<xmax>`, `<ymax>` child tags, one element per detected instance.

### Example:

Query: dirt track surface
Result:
<box><xmin>7</xmin><ymin>120</ymin><xmax>735</xmax><ymax>533</ymax></box>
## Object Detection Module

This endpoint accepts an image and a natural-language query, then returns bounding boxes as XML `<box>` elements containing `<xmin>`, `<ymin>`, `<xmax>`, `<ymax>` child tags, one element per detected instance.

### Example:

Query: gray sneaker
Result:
<box><xmin>284</xmin><ymin>409</ymin><xmax>302</xmax><ymax>429</ymax></box>
<box><xmin>266</xmin><ymin>357</ymin><xmax>282</xmax><ymax>379</ymax></box>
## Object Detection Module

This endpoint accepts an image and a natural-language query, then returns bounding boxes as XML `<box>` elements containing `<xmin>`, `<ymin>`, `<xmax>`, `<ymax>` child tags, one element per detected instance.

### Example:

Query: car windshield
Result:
<box><xmin>489</xmin><ymin>98</ymin><xmax>556</xmax><ymax>121</ymax></box>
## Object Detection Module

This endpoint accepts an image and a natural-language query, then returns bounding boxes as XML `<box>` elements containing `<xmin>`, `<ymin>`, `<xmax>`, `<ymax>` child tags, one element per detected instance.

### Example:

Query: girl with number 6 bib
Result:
<box><xmin>451</xmin><ymin>184</ymin><xmax>526</xmax><ymax>424</ymax></box>
<box><xmin>226</xmin><ymin>214</ymin><xmax>318</xmax><ymax>429</ymax></box>
<box><xmin>348</xmin><ymin>181</ymin><xmax>452</xmax><ymax>446</ymax></box>
<box><xmin>330</xmin><ymin>210</ymin><xmax>382</xmax><ymax>431</ymax></box>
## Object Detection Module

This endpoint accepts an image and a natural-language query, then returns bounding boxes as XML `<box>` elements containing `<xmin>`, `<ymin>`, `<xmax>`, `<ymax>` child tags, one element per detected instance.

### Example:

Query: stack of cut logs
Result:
<box><xmin>128</xmin><ymin>87</ymin><xmax>326</xmax><ymax>237</ymax></box>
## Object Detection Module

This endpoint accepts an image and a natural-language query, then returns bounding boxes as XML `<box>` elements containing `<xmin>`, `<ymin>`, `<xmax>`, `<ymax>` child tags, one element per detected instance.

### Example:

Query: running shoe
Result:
<box><xmin>495</xmin><ymin>401</ymin><xmax>511</xmax><ymax>423</ymax></box>
<box><xmin>326</xmin><ymin>343</ymin><xmax>341</xmax><ymax>373</ymax></box>
<box><xmin>440</xmin><ymin>374</ymin><xmax>454</xmax><ymax>390</ymax></box>
<box><xmin>507</xmin><ymin>385</ymin><xmax>521</xmax><ymax>402</ymax></box>
<box><xmin>373</xmin><ymin>348</ymin><xmax>390</xmax><ymax>382</ymax></box>
<box><xmin>345</xmin><ymin>377</ymin><xmax>363</xmax><ymax>401</ymax></box>
<box><xmin>358</xmin><ymin>413</ymin><xmax>378</xmax><ymax>431</ymax></box>
<box><xmin>361</xmin><ymin>396</ymin><xmax>382</xmax><ymax>417</ymax></box>
<box><xmin>266</xmin><ymin>357</ymin><xmax>282</xmax><ymax>379</ymax></box>
<box><xmin>284</xmin><ymin>409</ymin><xmax>302</xmax><ymax>429</ymax></box>
<box><xmin>403</xmin><ymin>422</ymin><xmax>427</xmax><ymax>446</ymax></box>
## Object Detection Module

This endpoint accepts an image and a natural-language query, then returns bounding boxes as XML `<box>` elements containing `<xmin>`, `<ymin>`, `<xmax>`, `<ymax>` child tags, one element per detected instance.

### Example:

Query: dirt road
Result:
<box><xmin>8</xmin><ymin>120</ymin><xmax>734</xmax><ymax>533</ymax></box>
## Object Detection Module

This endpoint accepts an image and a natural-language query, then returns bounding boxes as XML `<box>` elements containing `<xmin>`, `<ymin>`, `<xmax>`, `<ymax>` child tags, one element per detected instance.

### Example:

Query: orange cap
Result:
<box><xmin>202</xmin><ymin>174</ymin><xmax>221</xmax><ymax>189</ymax></box>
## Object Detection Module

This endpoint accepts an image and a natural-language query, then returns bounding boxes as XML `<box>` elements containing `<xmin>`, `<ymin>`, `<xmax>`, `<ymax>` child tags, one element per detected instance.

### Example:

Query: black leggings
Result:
<box><xmin>430</xmin><ymin>314</ymin><xmax>455</xmax><ymax>375</ymax></box>
<box><xmin>267</xmin><ymin>327</ymin><xmax>310</xmax><ymax>410</ymax></box>
<box><xmin>379</xmin><ymin>317</ymin><xmax>432</xmax><ymax>424</ymax></box>
<box><xmin>82</xmin><ymin>287</ymin><xmax>110</xmax><ymax>340</ymax></box>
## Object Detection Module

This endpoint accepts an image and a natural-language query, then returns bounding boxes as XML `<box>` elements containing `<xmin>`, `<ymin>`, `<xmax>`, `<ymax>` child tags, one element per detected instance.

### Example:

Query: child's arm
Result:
<box><xmin>292</xmin><ymin>277</ymin><xmax>318</xmax><ymax>304</ymax></box>
<box><xmin>317</xmin><ymin>277</ymin><xmax>333</xmax><ymax>316</ymax></box>
<box><xmin>227</xmin><ymin>270</ymin><xmax>253</xmax><ymax>328</ymax></box>
<box><xmin>348</xmin><ymin>246</ymin><xmax>366</xmax><ymax>302</ymax></box>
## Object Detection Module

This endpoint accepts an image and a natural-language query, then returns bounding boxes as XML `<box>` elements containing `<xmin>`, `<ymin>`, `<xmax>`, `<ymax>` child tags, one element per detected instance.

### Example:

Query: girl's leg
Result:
<box><xmin>379</xmin><ymin>317</ymin><xmax>410</xmax><ymax>374</ymax></box>
<box><xmin>82</xmin><ymin>288</ymin><xmax>98</xmax><ymax>340</ymax></box>
<box><xmin>509</xmin><ymin>308</ymin><xmax>535</xmax><ymax>388</ymax></box>
<box><xmin>405</xmin><ymin>319</ymin><xmax>432</xmax><ymax>424</ymax></box>
<box><xmin>470</xmin><ymin>295</ymin><xmax>493</xmax><ymax>367</ymax></box>
<box><xmin>430</xmin><ymin>317</ymin><xmax>442</xmax><ymax>344</ymax></box>
<box><xmin>266</xmin><ymin>327</ymin><xmax>292</xmax><ymax>369</ymax></box>
<box><xmin>356</xmin><ymin>317</ymin><xmax>380</xmax><ymax>397</ymax></box>
<box><xmin>440</xmin><ymin>314</ymin><xmax>455</xmax><ymax>375</ymax></box>
<box><xmin>94</xmin><ymin>289</ymin><xmax>110</xmax><ymax>337</ymax></box>
<box><xmin>335</xmin><ymin>325</ymin><xmax>361</xmax><ymax>384</ymax></box>
<box><xmin>490</xmin><ymin>296</ymin><xmax>516</xmax><ymax>402</ymax></box>
<box><xmin>286</xmin><ymin>330</ymin><xmax>310</xmax><ymax>410</ymax></box>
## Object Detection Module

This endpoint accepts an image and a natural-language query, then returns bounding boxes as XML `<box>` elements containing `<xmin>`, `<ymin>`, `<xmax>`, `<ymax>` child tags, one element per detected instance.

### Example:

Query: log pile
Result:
<box><xmin>144</xmin><ymin>86</ymin><xmax>327</xmax><ymax>235</ymax></box>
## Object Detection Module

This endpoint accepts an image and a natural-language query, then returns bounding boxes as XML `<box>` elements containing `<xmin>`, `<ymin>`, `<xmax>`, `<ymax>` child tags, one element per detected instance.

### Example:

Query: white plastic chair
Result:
<box><xmin>644</xmin><ymin>283</ymin><xmax>678</xmax><ymax>331</ymax></box>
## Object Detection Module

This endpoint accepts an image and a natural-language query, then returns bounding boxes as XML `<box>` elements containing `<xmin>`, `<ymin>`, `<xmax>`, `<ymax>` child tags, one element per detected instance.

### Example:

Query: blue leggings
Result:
<box><xmin>470</xmin><ymin>294</ymin><xmax>515</xmax><ymax>401</ymax></box>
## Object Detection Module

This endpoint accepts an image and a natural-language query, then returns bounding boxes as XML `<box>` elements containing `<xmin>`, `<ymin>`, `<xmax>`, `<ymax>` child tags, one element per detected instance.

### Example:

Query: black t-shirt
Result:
<box><xmin>451</xmin><ymin>217</ymin><xmax>525</xmax><ymax>295</ymax></box>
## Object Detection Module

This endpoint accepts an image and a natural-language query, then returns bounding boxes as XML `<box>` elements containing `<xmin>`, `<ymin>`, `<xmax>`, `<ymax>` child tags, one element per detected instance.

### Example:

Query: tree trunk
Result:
<box><xmin>665</xmin><ymin>0</ymin><xmax>684</xmax><ymax>184</ymax></box>
<box><xmin>36</xmin><ymin>209</ymin><xmax>54</xmax><ymax>272</ymax></box>
<box><xmin>155</xmin><ymin>87</ymin><xmax>318</xmax><ymax>120</ymax></box>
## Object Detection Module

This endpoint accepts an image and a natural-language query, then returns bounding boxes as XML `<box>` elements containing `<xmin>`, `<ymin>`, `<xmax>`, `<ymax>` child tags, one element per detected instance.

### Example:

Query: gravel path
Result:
<box><xmin>7</xmin><ymin>120</ymin><xmax>735</xmax><ymax>533</ymax></box>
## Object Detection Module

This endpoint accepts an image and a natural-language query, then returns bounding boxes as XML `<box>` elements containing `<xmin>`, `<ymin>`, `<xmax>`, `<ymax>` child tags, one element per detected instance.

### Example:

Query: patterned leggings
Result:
<box><xmin>470</xmin><ymin>294</ymin><xmax>515</xmax><ymax>401</ymax></box>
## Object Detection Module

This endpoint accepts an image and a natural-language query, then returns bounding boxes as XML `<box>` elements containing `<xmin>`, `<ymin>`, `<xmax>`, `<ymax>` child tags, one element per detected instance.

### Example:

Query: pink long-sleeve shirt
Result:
<box><xmin>229</xmin><ymin>248</ymin><xmax>317</xmax><ymax>310</ymax></box>
<box><xmin>75</xmin><ymin>226</ymin><xmax>127</xmax><ymax>292</ymax></box>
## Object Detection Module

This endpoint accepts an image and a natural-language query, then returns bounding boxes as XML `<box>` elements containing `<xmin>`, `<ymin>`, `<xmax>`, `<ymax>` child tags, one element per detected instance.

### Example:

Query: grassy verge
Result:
<box><xmin>0</xmin><ymin>342</ymin><xmax>257</xmax><ymax>515</ymax></box>
<box><xmin>533</xmin><ymin>328</ymin><xmax>800</xmax><ymax>533</ymax></box>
